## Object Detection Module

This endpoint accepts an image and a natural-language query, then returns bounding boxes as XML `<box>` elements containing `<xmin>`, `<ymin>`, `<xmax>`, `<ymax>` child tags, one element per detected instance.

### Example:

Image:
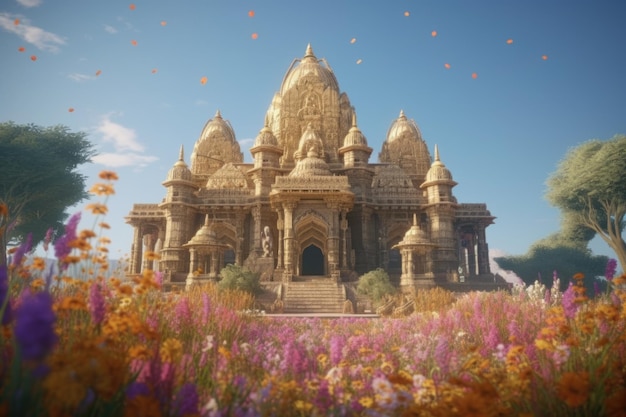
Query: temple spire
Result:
<box><xmin>178</xmin><ymin>145</ymin><xmax>185</xmax><ymax>162</ymax></box>
<box><xmin>434</xmin><ymin>144</ymin><xmax>440</xmax><ymax>162</ymax></box>
<box><xmin>305</xmin><ymin>43</ymin><xmax>314</xmax><ymax>58</ymax></box>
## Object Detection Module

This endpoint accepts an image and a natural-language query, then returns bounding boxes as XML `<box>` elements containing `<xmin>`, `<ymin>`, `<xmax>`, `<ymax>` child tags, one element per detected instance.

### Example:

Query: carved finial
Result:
<box><xmin>178</xmin><ymin>145</ymin><xmax>185</xmax><ymax>162</ymax></box>
<box><xmin>305</xmin><ymin>43</ymin><xmax>314</xmax><ymax>58</ymax></box>
<box><xmin>399</xmin><ymin>109</ymin><xmax>406</xmax><ymax>119</ymax></box>
<box><xmin>215</xmin><ymin>109</ymin><xmax>222</xmax><ymax>119</ymax></box>
<box><xmin>351</xmin><ymin>111</ymin><xmax>357</xmax><ymax>128</ymax></box>
<box><xmin>434</xmin><ymin>144</ymin><xmax>440</xmax><ymax>162</ymax></box>
<box><xmin>413</xmin><ymin>213</ymin><xmax>418</xmax><ymax>226</ymax></box>
<box><xmin>204</xmin><ymin>214</ymin><xmax>210</xmax><ymax>226</ymax></box>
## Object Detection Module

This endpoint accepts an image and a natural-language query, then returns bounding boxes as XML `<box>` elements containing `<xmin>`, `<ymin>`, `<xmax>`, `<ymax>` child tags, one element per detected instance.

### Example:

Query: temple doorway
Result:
<box><xmin>301</xmin><ymin>245</ymin><xmax>325</xmax><ymax>276</ymax></box>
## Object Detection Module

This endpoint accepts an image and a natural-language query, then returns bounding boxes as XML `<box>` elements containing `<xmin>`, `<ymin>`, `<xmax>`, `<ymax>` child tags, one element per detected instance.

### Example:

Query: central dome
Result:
<box><xmin>280</xmin><ymin>44</ymin><xmax>340</xmax><ymax>95</ymax></box>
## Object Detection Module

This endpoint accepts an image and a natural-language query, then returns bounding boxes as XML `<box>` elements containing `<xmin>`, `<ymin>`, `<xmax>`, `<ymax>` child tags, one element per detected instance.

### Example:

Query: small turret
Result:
<box><xmin>420</xmin><ymin>145</ymin><xmax>457</xmax><ymax>204</ymax></box>
<box><xmin>338</xmin><ymin>112</ymin><xmax>372</xmax><ymax>167</ymax></box>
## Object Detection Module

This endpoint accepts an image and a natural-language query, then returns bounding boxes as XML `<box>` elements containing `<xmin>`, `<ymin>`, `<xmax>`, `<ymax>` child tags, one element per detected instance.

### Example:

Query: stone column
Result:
<box><xmin>252</xmin><ymin>205</ymin><xmax>262</xmax><ymax>254</ymax></box>
<box><xmin>187</xmin><ymin>248</ymin><xmax>197</xmax><ymax>278</ymax></box>
<box><xmin>277</xmin><ymin>216</ymin><xmax>284</xmax><ymax>269</ymax></box>
<box><xmin>340</xmin><ymin>210</ymin><xmax>348</xmax><ymax>269</ymax></box>
<box><xmin>130</xmin><ymin>226</ymin><xmax>143</xmax><ymax>274</ymax></box>
<box><xmin>282</xmin><ymin>201</ymin><xmax>297</xmax><ymax>281</ymax></box>
<box><xmin>476</xmin><ymin>225</ymin><xmax>490</xmax><ymax>275</ymax></box>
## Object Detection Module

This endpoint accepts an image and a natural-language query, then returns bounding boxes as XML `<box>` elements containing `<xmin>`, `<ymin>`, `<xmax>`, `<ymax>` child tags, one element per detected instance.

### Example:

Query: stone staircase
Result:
<box><xmin>282</xmin><ymin>277</ymin><xmax>346</xmax><ymax>314</ymax></box>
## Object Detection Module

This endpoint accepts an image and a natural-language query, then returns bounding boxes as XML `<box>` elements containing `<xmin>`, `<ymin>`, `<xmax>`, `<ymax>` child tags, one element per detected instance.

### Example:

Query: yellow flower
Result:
<box><xmin>32</xmin><ymin>257</ymin><xmax>46</xmax><ymax>270</ymax></box>
<box><xmin>359</xmin><ymin>396</ymin><xmax>374</xmax><ymax>408</ymax></box>
<box><xmin>144</xmin><ymin>251</ymin><xmax>161</xmax><ymax>261</ymax></box>
<box><xmin>161</xmin><ymin>338</ymin><xmax>183</xmax><ymax>363</ymax></box>
<box><xmin>129</xmin><ymin>344</ymin><xmax>151</xmax><ymax>360</ymax></box>
<box><xmin>557</xmin><ymin>371</ymin><xmax>590</xmax><ymax>407</ymax></box>
<box><xmin>30</xmin><ymin>278</ymin><xmax>45</xmax><ymax>289</ymax></box>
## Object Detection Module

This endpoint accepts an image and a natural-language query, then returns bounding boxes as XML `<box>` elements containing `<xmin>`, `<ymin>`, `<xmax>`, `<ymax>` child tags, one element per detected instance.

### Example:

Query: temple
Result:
<box><xmin>126</xmin><ymin>44</ymin><xmax>503</xmax><ymax>306</ymax></box>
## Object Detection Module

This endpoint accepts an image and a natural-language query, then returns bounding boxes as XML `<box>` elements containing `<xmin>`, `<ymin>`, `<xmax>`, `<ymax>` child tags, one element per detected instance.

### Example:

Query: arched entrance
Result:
<box><xmin>301</xmin><ymin>244</ymin><xmax>325</xmax><ymax>276</ymax></box>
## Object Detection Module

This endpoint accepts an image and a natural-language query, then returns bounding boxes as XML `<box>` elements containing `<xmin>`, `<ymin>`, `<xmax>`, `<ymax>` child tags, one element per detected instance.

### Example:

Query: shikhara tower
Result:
<box><xmin>126</xmin><ymin>44</ymin><xmax>502</xmax><ymax>301</ymax></box>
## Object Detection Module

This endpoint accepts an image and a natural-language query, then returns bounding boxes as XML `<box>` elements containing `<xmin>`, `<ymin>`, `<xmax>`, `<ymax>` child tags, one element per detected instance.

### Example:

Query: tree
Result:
<box><xmin>546</xmin><ymin>134</ymin><xmax>626</xmax><ymax>272</ymax></box>
<box><xmin>357</xmin><ymin>268</ymin><xmax>397</xmax><ymax>305</ymax></box>
<box><xmin>0</xmin><ymin>122</ymin><xmax>94</xmax><ymax>266</ymax></box>
<box><xmin>494</xmin><ymin>234</ymin><xmax>608</xmax><ymax>294</ymax></box>
<box><xmin>218</xmin><ymin>264</ymin><xmax>261</xmax><ymax>295</ymax></box>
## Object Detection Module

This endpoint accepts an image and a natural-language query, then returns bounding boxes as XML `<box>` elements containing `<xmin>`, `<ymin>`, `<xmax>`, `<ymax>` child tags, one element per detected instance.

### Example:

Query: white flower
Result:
<box><xmin>202</xmin><ymin>335</ymin><xmax>214</xmax><ymax>352</ymax></box>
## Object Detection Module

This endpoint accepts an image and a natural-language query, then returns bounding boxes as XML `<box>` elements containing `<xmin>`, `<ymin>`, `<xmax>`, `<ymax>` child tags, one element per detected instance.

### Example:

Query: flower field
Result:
<box><xmin>1</xmin><ymin>173</ymin><xmax>625</xmax><ymax>416</ymax></box>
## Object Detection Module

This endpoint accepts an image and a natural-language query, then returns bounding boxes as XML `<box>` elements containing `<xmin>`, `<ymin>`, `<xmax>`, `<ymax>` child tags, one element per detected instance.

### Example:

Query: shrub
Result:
<box><xmin>218</xmin><ymin>264</ymin><xmax>261</xmax><ymax>295</ymax></box>
<box><xmin>357</xmin><ymin>268</ymin><xmax>396</xmax><ymax>305</ymax></box>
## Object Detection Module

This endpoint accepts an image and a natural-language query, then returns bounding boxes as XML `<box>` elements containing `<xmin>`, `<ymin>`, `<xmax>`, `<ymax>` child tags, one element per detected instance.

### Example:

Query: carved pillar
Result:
<box><xmin>131</xmin><ymin>226</ymin><xmax>143</xmax><ymax>274</ymax></box>
<box><xmin>235</xmin><ymin>212</ymin><xmax>245</xmax><ymax>266</ymax></box>
<box><xmin>326</xmin><ymin>202</ymin><xmax>340</xmax><ymax>276</ymax></box>
<box><xmin>467</xmin><ymin>231</ymin><xmax>477</xmax><ymax>276</ymax></box>
<box><xmin>477</xmin><ymin>225</ymin><xmax>490</xmax><ymax>275</ymax></box>
<box><xmin>340</xmin><ymin>209</ymin><xmax>348</xmax><ymax>269</ymax></box>
<box><xmin>252</xmin><ymin>205</ymin><xmax>262</xmax><ymax>254</ymax></box>
<box><xmin>361</xmin><ymin>206</ymin><xmax>374</xmax><ymax>272</ymax></box>
<box><xmin>210</xmin><ymin>251</ymin><xmax>219</xmax><ymax>280</ymax></box>
<box><xmin>282</xmin><ymin>201</ymin><xmax>297</xmax><ymax>281</ymax></box>
<box><xmin>277</xmin><ymin>216</ymin><xmax>284</xmax><ymax>269</ymax></box>
<box><xmin>188</xmin><ymin>248</ymin><xmax>197</xmax><ymax>277</ymax></box>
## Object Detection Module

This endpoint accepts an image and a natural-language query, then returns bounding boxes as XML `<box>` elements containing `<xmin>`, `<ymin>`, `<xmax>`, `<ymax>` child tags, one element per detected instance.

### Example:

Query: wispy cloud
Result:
<box><xmin>92</xmin><ymin>115</ymin><xmax>158</xmax><ymax>168</ymax></box>
<box><xmin>103</xmin><ymin>24</ymin><xmax>117</xmax><ymax>34</ymax></box>
<box><xmin>17</xmin><ymin>0</ymin><xmax>42</xmax><ymax>7</ymax></box>
<box><xmin>489</xmin><ymin>249</ymin><xmax>522</xmax><ymax>284</ymax></box>
<box><xmin>0</xmin><ymin>13</ymin><xmax>65</xmax><ymax>52</ymax></box>
<box><xmin>67</xmin><ymin>73</ymin><xmax>94</xmax><ymax>82</ymax></box>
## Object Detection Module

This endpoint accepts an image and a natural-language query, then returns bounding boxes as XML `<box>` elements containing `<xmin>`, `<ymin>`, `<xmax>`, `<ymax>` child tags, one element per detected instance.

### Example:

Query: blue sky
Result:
<box><xmin>1</xmin><ymin>0</ymin><xmax>625</xmax><ymax>273</ymax></box>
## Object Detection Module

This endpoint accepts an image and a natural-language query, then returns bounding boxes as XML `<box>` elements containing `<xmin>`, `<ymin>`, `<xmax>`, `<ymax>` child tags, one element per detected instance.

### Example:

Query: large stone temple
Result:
<box><xmin>126</xmin><ymin>44</ymin><xmax>504</xmax><ymax>309</ymax></box>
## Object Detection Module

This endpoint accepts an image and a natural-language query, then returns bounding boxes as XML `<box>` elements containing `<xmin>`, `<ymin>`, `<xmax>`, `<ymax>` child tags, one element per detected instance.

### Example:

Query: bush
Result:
<box><xmin>356</xmin><ymin>268</ymin><xmax>396</xmax><ymax>305</ymax></box>
<box><xmin>218</xmin><ymin>264</ymin><xmax>261</xmax><ymax>295</ymax></box>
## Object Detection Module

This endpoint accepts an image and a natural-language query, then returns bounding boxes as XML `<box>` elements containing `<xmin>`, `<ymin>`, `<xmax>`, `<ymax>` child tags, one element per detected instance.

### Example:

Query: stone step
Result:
<box><xmin>282</xmin><ymin>279</ymin><xmax>346</xmax><ymax>313</ymax></box>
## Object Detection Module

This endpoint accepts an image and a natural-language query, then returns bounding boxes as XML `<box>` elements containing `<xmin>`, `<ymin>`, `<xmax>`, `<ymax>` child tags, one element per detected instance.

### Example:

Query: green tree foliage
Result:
<box><xmin>546</xmin><ymin>134</ymin><xmax>626</xmax><ymax>271</ymax></box>
<box><xmin>0</xmin><ymin>122</ymin><xmax>94</xmax><ymax>265</ymax></box>
<box><xmin>356</xmin><ymin>268</ymin><xmax>397</xmax><ymax>305</ymax></box>
<box><xmin>218</xmin><ymin>264</ymin><xmax>261</xmax><ymax>295</ymax></box>
<box><xmin>495</xmin><ymin>234</ymin><xmax>609</xmax><ymax>294</ymax></box>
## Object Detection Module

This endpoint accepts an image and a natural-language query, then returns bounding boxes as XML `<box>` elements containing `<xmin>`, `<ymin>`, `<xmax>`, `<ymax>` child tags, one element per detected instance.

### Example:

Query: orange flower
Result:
<box><xmin>98</xmin><ymin>171</ymin><xmax>119</xmax><ymax>181</ymax></box>
<box><xmin>90</xmin><ymin>183</ymin><xmax>115</xmax><ymax>196</ymax></box>
<box><xmin>557</xmin><ymin>371</ymin><xmax>590</xmax><ymax>407</ymax></box>
<box><xmin>86</xmin><ymin>203</ymin><xmax>108</xmax><ymax>215</ymax></box>
<box><xmin>32</xmin><ymin>257</ymin><xmax>46</xmax><ymax>270</ymax></box>
<box><xmin>99</xmin><ymin>222</ymin><xmax>111</xmax><ymax>229</ymax></box>
<box><xmin>0</xmin><ymin>203</ymin><xmax>8</xmax><ymax>217</ymax></box>
<box><xmin>79</xmin><ymin>230</ymin><xmax>97</xmax><ymax>239</ymax></box>
<box><xmin>58</xmin><ymin>296</ymin><xmax>88</xmax><ymax>311</ymax></box>
<box><xmin>144</xmin><ymin>251</ymin><xmax>161</xmax><ymax>261</ymax></box>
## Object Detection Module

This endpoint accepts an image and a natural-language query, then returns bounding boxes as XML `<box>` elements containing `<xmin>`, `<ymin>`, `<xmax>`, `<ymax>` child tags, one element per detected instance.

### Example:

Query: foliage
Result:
<box><xmin>218</xmin><ymin>264</ymin><xmax>261</xmax><ymax>295</ymax></box>
<box><xmin>0</xmin><ymin>122</ymin><xmax>95</xmax><ymax>266</ymax></box>
<box><xmin>356</xmin><ymin>268</ymin><xmax>396</xmax><ymax>305</ymax></box>
<box><xmin>495</xmin><ymin>236</ymin><xmax>609</xmax><ymax>293</ymax></box>
<box><xmin>546</xmin><ymin>134</ymin><xmax>626</xmax><ymax>271</ymax></box>
<box><xmin>413</xmin><ymin>287</ymin><xmax>456</xmax><ymax>313</ymax></box>
<box><xmin>2</xmin><ymin>172</ymin><xmax>626</xmax><ymax>416</ymax></box>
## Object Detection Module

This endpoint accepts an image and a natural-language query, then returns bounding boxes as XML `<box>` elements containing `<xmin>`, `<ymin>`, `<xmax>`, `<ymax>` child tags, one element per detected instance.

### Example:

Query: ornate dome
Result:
<box><xmin>184</xmin><ymin>216</ymin><xmax>221</xmax><ymax>247</ymax></box>
<box><xmin>423</xmin><ymin>145</ymin><xmax>456</xmax><ymax>185</ymax></box>
<box><xmin>279</xmin><ymin>44</ymin><xmax>340</xmax><ymax>95</ymax></box>
<box><xmin>294</xmin><ymin>123</ymin><xmax>325</xmax><ymax>161</ymax></box>
<box><xmin>385</xmin><ymin>110</ymin><xmax>423</xmax><ymax>143</ymax></box>
<box><xmin>191</xmin><ymin>110</ymin><xmax>243</xmax><ymax>176</ymax></box>
<box><xmin>342</xmin><ymin>114</ymin><xmax>369</xmax><ymax>147</ymax></box>
<box><xmin>289</xmin><ymin>126</ymin><xmax>332</xmax><ymax>177</ymax></box>
<box><xmin>254</xmin><ymin>125</ymin><xmax>279</xmax><ymax>147</ymax></box>
<box><xmin>394</xmin><ymin>214</ymin><xmax>435</xmax><ymax>249</ymax></box>
<box><xmin>166</xmin><ymin>146</ymin><xmax>192</xmax><ymax>182</ymax></box>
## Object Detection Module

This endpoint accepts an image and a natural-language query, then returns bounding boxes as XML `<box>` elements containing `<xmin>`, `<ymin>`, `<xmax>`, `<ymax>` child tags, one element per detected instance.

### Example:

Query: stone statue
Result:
<box><xmin>261</xmin><ymin>225</ymin><xmax>273</xmax><ymax>257</ymax></box>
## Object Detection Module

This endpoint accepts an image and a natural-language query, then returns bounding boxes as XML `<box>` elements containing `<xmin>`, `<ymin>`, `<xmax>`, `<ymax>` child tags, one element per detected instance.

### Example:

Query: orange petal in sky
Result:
<box><xmin>431</xmin><ymin>30</ymin><xmax>438</xmax><ymax>37</ymax></box>
<box><xmin>30</xmin><ymin>55</ymin><xmax>37</xmax><ymax>61</ymax></box>
<box><xmin>356</xmin><ymin>59</ymin><xmax>362</xmax><ymax>65</ymax></box>
<box><xmin>200</xmin><ymin>76</ymin><xmax>208</xmax><ymax>85</ymax></box>
<box><xmin>444</xmin><ymin>63</ymin><xmax>451</xmax><ymax>69</ymax></box>
<box><xmin>248</xmin><ymin>10</ymin><xmax>255</xmax><ymax>17</ymax></box>
<box><xmin>350</xmin><ymin>38</ymin><xmax>356</xmax><ymax>44</ymax></box>
<box><xmin>506</xmin><ymin>39</ymin><xmax>513</xmax><ymax>44</ymax></box>
<box><xmin>161</xmin><ymin>21</ymin><xmax>167</xmax><ymax>26</ymax></box>
<box><xmin>542</xmin><ymin>55</ymin><xmax>548</xmax><ymax>60</ymax></box>
<box><xmin>68</xmin><ymin>108</ymin><xmax>75</xmax><ymax>113</ymax></box>
<box><xmin>14</xmin><ymin>19</ymin><xmax>19</xmax><ymax>25</ymax></box>
<box><xmin>251</xmin><ymin>33</ymin><xmax>258</xmax><ymax>40</ymax></box>
<box><xmin>471</xmin><ymin>72</ymin><xmax>478</xmax><ymax>79</ymax></box>
<box><xmin>129</xmin><ymin>4</ymin><xmax>136</xmax><ymax>10</ymax></box>
<box><xmin>18</xmin><ymin>46</ymin><xmax>25</xmax><ymax>52</ymax></box>
<box><xmin>152</xmin><ymin>68</ymin><xmax>158</xmax><ymax>74</ymax></box>
<box><xmin>96</xmin><ymin>70</ymin><xmax>102</xmax><ymax>76</ymax></box>
<box><xmin>404</xmin><ymin>11</ymin><xmax>410</xmax><ymax>17</ymax></box>
<box><xmin>131</xmin><ymin>40</ymin><xmax>138</xmax><ymax>46</ymax></box>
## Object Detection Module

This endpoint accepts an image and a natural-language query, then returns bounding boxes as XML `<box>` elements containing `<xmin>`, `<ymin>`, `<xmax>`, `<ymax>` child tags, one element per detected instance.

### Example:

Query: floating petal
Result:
<box><xmin>200</xmin><ymin>76</ymin><xmax>208</xmax><ymax>85</ymax></box>
<box><xmin>248</xmin><ymin>10</ymin><xmax>255</xmax><ymax>17</ymax></box>
<box><xmin>131</xmin><ymin>40</ymin><xmax>138</xmax><ymax>46</ymax></box>
<box><xmin>161</xmin><ymin>21</ymin><xmax>167</xmax><ymax>26</ymax></box>
<box><xmin>129</xmin><ymin>4</ymin><xmax>136</xmax><ymax>10</ymax></box>
<box><xmin>471</xmin><ymin>72</ymin><xmax>478</xmax><ymax>79</ymax></box>
<box><xmin>251</xmin><ymin>33</ymin><xmax>258</xmax><ymax>40</ymax></box>
<box><xmin>96</xmin><ymin>70</ymin><xmax>102</xmax><ymax>76</ymax></box>
<box><xmin>542</xmin><ymin>55</ymin><xmax>548</xmax><ymax>60</ymax></box>
<box><xmin>18</xmin><ymin>46</ymin><xmax>25</xmax><ymax>52</ymax></box>
<box><xmin>356</xmin><ymin>59</ymin><xmax>362</xmax><ymax>64</ymax></box>
<box><xmin>404</xmin><ymin>11</ymin><xmax>410</xmax><ymax>17</ymax></box>
<box><xmin>350</xmin><ymin>38</ymin><xmax>356</xmax><ymax>44</ymax></box>
<box><xmin>431</xmin><ymin>30</ymin><xmax>437</xmax><ymax>37</ymax></box>
<box><xmin>14</xmin><ymin>19</ymin><xmax>19</xmax><ymax>25</ymax></box>
<box><xmin>444</xmin><ymin>63</ymin><xmax>451</xmax><ymax>69</ymax></box>
<box><xmin>506</xmin><ymin>39</ymin><xmax>513</xmax><ymax>44</ymax></box>
<box><xmin>68</xmin><ymin>108</ymin><xmax>75</xmax><ymax>113</ymax></box>
<box><xmin>30</xmin><ymin>55</ymin><xmax>37</xmax><ymax>61</ymax></box>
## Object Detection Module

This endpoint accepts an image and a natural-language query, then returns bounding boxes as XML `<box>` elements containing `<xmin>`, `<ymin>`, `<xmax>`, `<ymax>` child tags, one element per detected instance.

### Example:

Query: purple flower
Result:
<box><xmin>11</xmin><ymin>233</ymin><xmax>32</xmax><ymax>266</ymax></box>
<box><xmin>88</xmin><ymin>281</ymin><xmax>106</xmax><ymax>326</ymax></box>
<box><xmin>0</xmin><ymin>265</ymin><xmax>12</xmax><ymax>325</ymax></box>
<box><xmin>14</xmin><ymin>290</ymin><xmax>57</xmax><ymax>361</ymax></box>
<box><xmin>173</xmin><ymin>383</ymin><xmax>199</xmax><ymax>416</ymax></box>
<box><xmin>54</xmin><ymin>212</ymin><xmax>81</xmax><ymax>268</ymax></box>
<box><xmin>329</xmin><ymin>335</ymin><xmax>344</xmax><ymax>366</ymax></box>
<box><xmin>561</xmin><ymin>282</ymin><xmax>578</xmax><ymax>319</ymax></box>
<box><xmin>605</xmin><ymin>259</ymin><xmax>617</xmax><ymax>281</ymax></box>
<box><xmin>126</xmin><ymin>381</ymin><xmax>150</xmax><ymax>399</ymax></box>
